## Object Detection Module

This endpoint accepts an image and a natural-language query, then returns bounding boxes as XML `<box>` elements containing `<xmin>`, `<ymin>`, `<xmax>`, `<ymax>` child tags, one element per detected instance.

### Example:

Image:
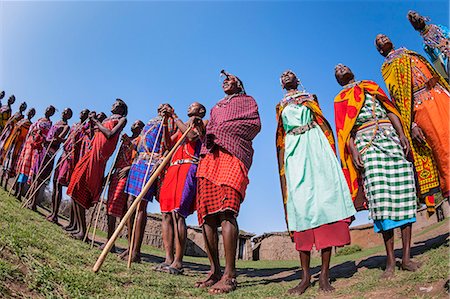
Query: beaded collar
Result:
<box><xmin>420</xmin><ymin>24</ymin><xmax>449</xmax><ymax>56</ymax></box>
<box><xmin>385</xmin><ymin>47</ymin><xmax>407</xmax><ymax>63</ymax></box>
<box><xmin>342</xmin><ymin>81</ymin><xmax>361</xmax><ymax>90</ymax></box>
<box><xmin>279</xmin><ymin>91</ymin><xmax>314</xmax><ymax>108</ymax></box>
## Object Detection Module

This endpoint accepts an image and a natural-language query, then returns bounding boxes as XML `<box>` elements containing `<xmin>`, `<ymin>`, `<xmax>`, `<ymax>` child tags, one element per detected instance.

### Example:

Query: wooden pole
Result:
<box><xmin>23</xmin><ymin>120</ymin><xmax>87</xmax><ymax>201</ymax></box>
<box><xmin>90</xmin><ymin>139</ymin><xmax>123</xmax><ymax>249</ymax></box>
<box><xmin>92</xmin><ymin>125</ymin><xmax>192</xmax><ymax>273</ymax></box>
<box><xmin>22</xmin><ymin>139</ymin><xmax>56</xmax><ymax>200</ymax></box>
<box><xmin>21</xmin><ymin>137</ymin><xmax>84</xmax><ymax>208</ymax></box>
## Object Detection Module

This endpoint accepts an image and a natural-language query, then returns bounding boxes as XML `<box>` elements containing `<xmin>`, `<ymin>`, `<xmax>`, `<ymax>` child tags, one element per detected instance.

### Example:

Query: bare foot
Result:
<box><xmin>208</xmin><ymin>276</ymin><xmax>237</xmax><ymax>294</ymax></box>
<box><xmin>401</xmin><ymin>260</ymin><xmax>421</xmax><ymax>272</ymax></box>
<box><xmin>287</xmin><ymin>277</ymin><xmax>311</xmax><ymax>295</ymax></box>
<box><xmin>380</xmin><ymin>267</ymin><xmax>395</xmax><ymax>279</ymax></box>
<box><xmin>318</xmin><ymin>276</ymin><xmax>335</xmax><ymax>292</ymax></box>
<box><xmin>46</xmin><ymin>215</ymin><xmax>59</xmax><ymax>225</ymax></box>
<box><xmin>98</xmin><ymin>242</ymin><xmax>116</xmax><ymax>253</ymax></box>
<box><xmin>123</xmin><ymin>252</ymin><xmax>141</xmax><ymax>263</ymax></box>
<box><xmin>119</xmin><ymin>249</ymin><xmax>129</xmax><ymax>259</ymax></box>
<box><xmin>195</xmin><ymin>272</ymin><xmax>221</xmax><ymax>288</ymax></box>
<box><xmin>70</xmin><ymin>231</ymin><xmax>85</xmax><ymax>241</ymax></box>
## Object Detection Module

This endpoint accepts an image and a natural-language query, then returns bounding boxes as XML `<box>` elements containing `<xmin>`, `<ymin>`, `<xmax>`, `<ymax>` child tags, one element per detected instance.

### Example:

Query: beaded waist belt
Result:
<box><xmin>138</xmin><ymin>152</ymin><xmax>162</xmax><ymax>161</ymax></box>
<box><xmin>171</xmin><ymin>158</ymin><xmax>199</xmax><ymax>166</ymax></box>
<box><xmin>413</xmin><ymin>83</ymin><xmax>428</xmax><ymax>93</ymax></box>
<box><xmin>287</xmin><ymin>121</ymin><xmax>317</xmax><ymax>135</ymax></box>
<box><xmin>356</xmin><ymin>119</ymin><xmax>391</xmax><ymax>132</ymax></box>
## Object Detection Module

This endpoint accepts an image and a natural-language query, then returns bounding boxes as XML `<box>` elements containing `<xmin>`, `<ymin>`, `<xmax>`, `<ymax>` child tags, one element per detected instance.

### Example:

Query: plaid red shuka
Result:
<box><xmin>200</xmin><ymin>94</ymin><xmax>261</xmax><ymax>170</ymax></box>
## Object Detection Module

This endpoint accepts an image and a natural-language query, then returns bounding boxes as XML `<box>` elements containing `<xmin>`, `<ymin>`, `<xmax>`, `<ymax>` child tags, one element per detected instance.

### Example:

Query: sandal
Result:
<box><xmin>208</xmin><ymin>277</ymin><xmax>238</xmax><ymax>294</ymax></box>
<box><xmin>153</xmin><ymin>262</ymin><xmax>170</xmax><ymax>271</ymax></box>
<box><xmin>161</xmin><ymin>266</ymin><xmax>184</xmax><ymax>275</ymax></box>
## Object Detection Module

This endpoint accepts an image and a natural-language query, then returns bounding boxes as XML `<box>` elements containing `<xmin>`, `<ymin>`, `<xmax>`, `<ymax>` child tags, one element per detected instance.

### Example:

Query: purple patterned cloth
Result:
<box><xmin>201</xmin><ymin>94</ymin><xmax>261</xmax><ymax>169</ymax></box>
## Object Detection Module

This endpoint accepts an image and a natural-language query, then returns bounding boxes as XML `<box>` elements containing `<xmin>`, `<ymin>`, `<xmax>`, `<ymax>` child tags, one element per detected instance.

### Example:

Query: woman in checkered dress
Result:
<box><xmin>334</xmin><ymin>64</ymin><xmax>419</xmax><ymax>279</ymax></box>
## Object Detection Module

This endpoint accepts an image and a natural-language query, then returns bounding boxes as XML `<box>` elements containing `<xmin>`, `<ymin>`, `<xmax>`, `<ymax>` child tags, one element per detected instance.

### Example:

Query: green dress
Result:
<box><xmin>282</xmin><ymin>103</ymin><xmax>356</xmax><ymax>232</ymax></box>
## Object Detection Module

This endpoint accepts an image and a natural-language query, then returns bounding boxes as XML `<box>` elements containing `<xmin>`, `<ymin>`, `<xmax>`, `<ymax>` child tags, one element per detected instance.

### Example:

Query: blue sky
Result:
<box><xmin>1</xmin><ymin>1</ymin><xmax>448</xmax><ymax>235</ymax></box>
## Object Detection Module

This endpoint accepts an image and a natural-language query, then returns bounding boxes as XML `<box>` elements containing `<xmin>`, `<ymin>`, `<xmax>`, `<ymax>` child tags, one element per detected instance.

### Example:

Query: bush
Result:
<box><xmin>335</xmin><ymin>244</ymin><xmax>362</xmax><ymax>256</ymax></box>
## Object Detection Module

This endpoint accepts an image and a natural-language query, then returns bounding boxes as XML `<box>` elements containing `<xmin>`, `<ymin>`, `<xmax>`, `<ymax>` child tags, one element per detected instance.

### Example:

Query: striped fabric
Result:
<box><xmin>355</xmin><ymin>94</ymin><xmax>417</xmax><ymax>221</ymax></box>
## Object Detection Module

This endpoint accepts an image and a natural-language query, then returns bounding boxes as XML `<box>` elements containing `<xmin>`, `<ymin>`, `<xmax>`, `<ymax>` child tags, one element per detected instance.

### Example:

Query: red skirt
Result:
<box><xmin>106</xmin><ymin>172</ymin><xmax>128</xmax><ymax>218</ymax></box>
<box><xmin>196</xmin><ymin>177</ymin><xmax>241</xmax><ymax>226</ymax></box>
<box><xmin>293</xmin><ymin>220</ymin><xmax>351</xmax><ymax>251</ymax></box>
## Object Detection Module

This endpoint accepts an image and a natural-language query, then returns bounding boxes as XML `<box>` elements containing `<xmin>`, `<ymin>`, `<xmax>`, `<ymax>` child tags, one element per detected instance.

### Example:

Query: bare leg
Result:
<box><xmin>120</xmin><ymin>195</ymin><xmax>135</xmax><ymax>259</ymax></box>
<box><xmin>319</xmin><ymin>247</ymin><xmax>335</xmax><ymax>292</ymax></box>
<box><xmin>16</xmin><ymin>182</ymin><xmax>24</xmax><ymax>201</ymax></box>
<box><xmin>288</xmin><ymin>250</ymin><xmax>311</xmax><ymax>295</ymax></box>
<box><xmin>209</xmin><ymin>211</ymin><xmax>239</xmax><ymax>294</ymax></box>
<box><xmin>381</xmin><ymin>229</ymin><xmax>395</xmax><ymax>278</ymax></box>
<box><xmin>29</xmin><ymin>183</ymin><xmax>45</xmax><ymax>212</ymax></box>
<box><xmin>71</xmin><ymin>203</ymin><xmax>86</xmax><ymax>240</ymax></box>
<box><xmin>161</xmin><ymin>212</ymin><xmax>175</xmax><ymax>265</ymax></box>
<box><xmin>129</xmin><ymin>199</ymin><xmax>148</xmax><ymax>262</ymax></box>
<box><xmin>170</xmin><ymin>212</ymin><xmax>187</xmax><ymax>270</ymax></box>
<box><xmin>400</xmin><ymin>223</ymin><xmax>420</xmax><ymax>271</ymax></box>
<box><xmin>99</xmin><ymin>215</ymin><xmax>117</xmax><ymax>252</ymax></box>
<box><xmin>64</xmin><ymin>201</ymin><xmax>77</xmax><ymax>231</ymax></box>
<box><xmin>195</xmin><ymin>216</ymin><xmax>221</xmax><ymax>288</ymax></box>
<box><xmin>1</xmin><ymin>172</ymin><xmax>7</xmax><ymax>189</ymax></box>
<box><xmin>47</xmin><ymin>180</ymin><xmax>62</xmax><ymax>223</ymax></box>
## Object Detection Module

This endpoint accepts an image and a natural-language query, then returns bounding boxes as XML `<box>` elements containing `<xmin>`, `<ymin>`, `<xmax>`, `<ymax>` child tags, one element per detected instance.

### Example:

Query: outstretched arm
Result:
<box><xmin>92</xmin><ymin>117</ymin><xmax>127</xmax><ymax>139</ymax></box>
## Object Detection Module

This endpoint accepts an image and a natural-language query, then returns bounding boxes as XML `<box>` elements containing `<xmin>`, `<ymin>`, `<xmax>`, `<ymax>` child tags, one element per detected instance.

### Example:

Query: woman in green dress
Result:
<box><xmin>276</xmin><ymin>70</ymin><xmax>356</xmax><ymax>295</ymax></box>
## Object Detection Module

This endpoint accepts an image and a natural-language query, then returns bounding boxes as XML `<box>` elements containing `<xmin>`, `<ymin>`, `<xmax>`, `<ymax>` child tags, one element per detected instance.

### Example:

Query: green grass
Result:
<box><xmin>0</xmin><ymin>189</ymin><xmax>448</xmax><ymax>298</ymax></box>
<box><xmin>335</xmin><ymin>245</ymin><xmax>362</xmax><ymax>257</ymax></box>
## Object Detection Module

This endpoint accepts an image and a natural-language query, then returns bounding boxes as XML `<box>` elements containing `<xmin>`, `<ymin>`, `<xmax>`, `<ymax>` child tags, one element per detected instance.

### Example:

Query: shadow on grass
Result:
<box><xmin>356</xmin><ymin>232</ymin><xmax>449</xmax><ymax>272</ymax></box>
<box><xmin>238</xmin><ymin>232</ymin><xmax>449</xmax><ymax>287</ymax></box>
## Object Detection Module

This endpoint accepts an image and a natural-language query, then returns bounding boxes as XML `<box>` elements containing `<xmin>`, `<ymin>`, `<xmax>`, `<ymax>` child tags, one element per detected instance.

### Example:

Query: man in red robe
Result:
<box><xmin>195</xmin><ymin>71</ymin><xmax>261</xmax><ymax>294</ymax></box>
<box><xmin>67</xmin><ymin>100</ymin><xmax>127</xmax><ymax>240</ymax></box>
<box><xmin>99</xmin><ymin>119</ymin><xmax>144</xmax><ymax>252</ymax></box>
<box><xmin>47</xmin><ymin>109</ymin><xmax>90</xmax><ymax>224</ymax></box>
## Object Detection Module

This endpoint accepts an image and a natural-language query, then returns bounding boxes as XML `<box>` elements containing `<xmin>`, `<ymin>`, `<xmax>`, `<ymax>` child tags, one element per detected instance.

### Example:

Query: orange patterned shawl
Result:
<box><xmin>276</xmin><ymin>92</ymin><xmax>336</xmax><ymax>237</ymax></box>
<box><xmin>334</xmin><ymin>80</ymin><xmax>401</xmax><ymax>210</ymax></box>
<box><xmin>381</xmin><ymin>49</ymin><xmax>449</xmax><ymax>206</ymax></box>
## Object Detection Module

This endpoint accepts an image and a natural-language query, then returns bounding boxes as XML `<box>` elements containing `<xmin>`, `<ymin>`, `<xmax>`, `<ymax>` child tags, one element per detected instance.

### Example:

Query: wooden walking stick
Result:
<box><xmin>127</xmin><ymin>118</ymin><xmax>164</xmax><ymax>268</ymax></box>
<box><xmin>21</xmin><ymin>137</ymin><xmax>85</xmax><ymax>208</ymax></box>
<box><xmin>22</xmin><ymin>139</ymin><xmax>56</xmax><ymax>200</ymax></box>
<box><xmin>93</xmin><ymin>124</ymin><xmax>193</xmax><ymax>273</ymax></box>
<box><xmin>90</xmin><ymin>139</ymin><xmax>124</xmax><ymax>249</ymax></box>
<box><xmin>23</xmin><ymin>119</ymin><xmax>87</xmax><ymax>202</ymax></box>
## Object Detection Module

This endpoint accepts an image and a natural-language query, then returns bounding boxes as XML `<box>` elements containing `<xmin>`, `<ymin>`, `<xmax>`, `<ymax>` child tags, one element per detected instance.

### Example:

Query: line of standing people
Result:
<box><xmin>0</xmin><ymin>9</ymin><xmax>447</xmax><ymax>295</ymax></box>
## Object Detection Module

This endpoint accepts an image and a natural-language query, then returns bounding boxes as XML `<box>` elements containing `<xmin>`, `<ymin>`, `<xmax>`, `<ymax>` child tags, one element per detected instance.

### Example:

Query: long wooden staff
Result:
<box><xmin>89</xmin><ymin>139</ymin><xmax>124</xmax><ymax>249</ymax></box>
<box><xmin>127</xmin><ymin>118</ymin><xmax>165</xmax><ymax>268</ymax></box>
<box><xmin>22</xmin><ymin>138</ymin><xmax>56</xmax><ymax>201</ymax></box>
<box><xmin>21</xmin><ymin>136</ymin><xmax>85</xmax><ymax>208</ymax></box>
<box><xmin>21</xmin><ymin>120</ymin><xmax>88</xmax><ymax>207</ymax></box>
<box><xmin>93</xmin><ymin>125</ymin><xmax>193</xmax><ymax>273</ymax></box>
<box><xmin>24</xmin><ymin>119</ymin><xmax>87</xmax><ymax>200</ymax></box>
